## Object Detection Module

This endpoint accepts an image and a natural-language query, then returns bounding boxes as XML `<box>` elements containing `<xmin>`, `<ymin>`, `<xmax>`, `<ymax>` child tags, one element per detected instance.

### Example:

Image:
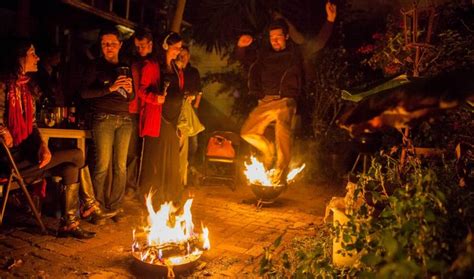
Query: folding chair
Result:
<box><xmin>0</xmin><ymin>138</ymin><xmax>46</xmax><ymax>232</ymax></box>
<box><xmin>201</xmin><ymin>131</ymin><xmax>241</xmax><ymax>191</ymax></box>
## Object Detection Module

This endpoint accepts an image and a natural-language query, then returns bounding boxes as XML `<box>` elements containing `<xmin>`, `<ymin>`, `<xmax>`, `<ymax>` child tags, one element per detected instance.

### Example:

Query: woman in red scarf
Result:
<box><xmin>0</xmin><ymin>40</ymin><xmax>115</xmax><ymax>238</ymax></box>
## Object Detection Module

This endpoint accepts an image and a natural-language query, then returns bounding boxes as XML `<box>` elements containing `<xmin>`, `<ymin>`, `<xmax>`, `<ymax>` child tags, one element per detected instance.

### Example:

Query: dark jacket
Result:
<box><xmin>182</xmin><ymin>64</ymin><xmax>201</xmax><ymax>94</ymax></box>
<box><xmin>248</xmin><ymin>45</ymin><xmax>302</xmax><ymax>99</ymax></box>
<box><xmin>235</xmin><ymin>20</ymin><xmax>334</xmax><ymax>99</ymax></box>
<box><xmin>80</xmin><ymin>58</ymin><xmax>132</xmax><ymax>116</ymax></box>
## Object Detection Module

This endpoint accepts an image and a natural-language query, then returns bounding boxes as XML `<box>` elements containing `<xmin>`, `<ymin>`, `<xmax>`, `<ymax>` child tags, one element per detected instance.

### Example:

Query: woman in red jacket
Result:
<box><xmin>138</xmin><ymin>32</ymin><xmax>184</xmax><ymax>206</ymax></box>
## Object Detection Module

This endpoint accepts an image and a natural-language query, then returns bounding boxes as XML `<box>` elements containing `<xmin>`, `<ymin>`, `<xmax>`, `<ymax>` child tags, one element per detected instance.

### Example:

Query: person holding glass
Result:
<box><xmin>81</xmin><ymin>27</ymin><xmax>133</xmax><ymax>220</ymax></box>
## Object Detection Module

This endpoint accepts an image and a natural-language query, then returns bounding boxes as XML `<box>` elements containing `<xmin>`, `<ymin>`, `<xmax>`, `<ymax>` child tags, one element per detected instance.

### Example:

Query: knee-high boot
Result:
<box><xmin>79</xmin><ymin>166</ymin><xmax>118</xmax><ymax>224</ymax></box>
<box><xmin>57</xmin><ymin>182</ymin><xmax>96</xmax><ymax>239</ymax></box>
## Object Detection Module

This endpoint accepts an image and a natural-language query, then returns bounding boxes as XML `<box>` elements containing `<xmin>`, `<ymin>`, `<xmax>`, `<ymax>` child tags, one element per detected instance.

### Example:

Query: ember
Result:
<box><xmin>132</xmin><ymin>195</ymin><xmax>210</xmax><ymax>272</ymax></box>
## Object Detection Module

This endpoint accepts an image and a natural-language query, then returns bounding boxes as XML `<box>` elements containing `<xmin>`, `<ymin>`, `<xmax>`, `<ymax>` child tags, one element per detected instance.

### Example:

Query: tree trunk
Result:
<box><xmin>170</xmin><ymin>0</ymin><xmax>186</xmax><ymax>33</ymax></box>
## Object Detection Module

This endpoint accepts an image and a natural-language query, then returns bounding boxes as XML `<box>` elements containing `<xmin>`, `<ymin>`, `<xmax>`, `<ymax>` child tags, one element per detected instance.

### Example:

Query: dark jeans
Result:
<box><xmin>126</xmin><ymin>114</ymin><xmax>141</xmax><ymax>192</ymax></box>
<box><xmin>91</xmin><ymin>113</ymin><xmax>132</xmax><ymax>210</ymax></box>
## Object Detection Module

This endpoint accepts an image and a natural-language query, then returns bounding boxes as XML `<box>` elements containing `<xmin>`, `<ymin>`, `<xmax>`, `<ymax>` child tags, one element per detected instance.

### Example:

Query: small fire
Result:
<box><xmin>244</xmin><ymin>156</ymin><xmax>305</xmax><ymax>186</ymax></box>
<box><xmin>132</xmin><ymin>194</ymin><xmax>210</xmax><ymax>267</ymax></box>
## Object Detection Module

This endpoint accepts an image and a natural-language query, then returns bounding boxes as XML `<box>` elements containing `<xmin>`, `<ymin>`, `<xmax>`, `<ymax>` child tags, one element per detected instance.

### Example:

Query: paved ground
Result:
<box><xmin>0</xmin><ymin>179</ymin><xmax>342</xmax><ymax>278</ymax></box>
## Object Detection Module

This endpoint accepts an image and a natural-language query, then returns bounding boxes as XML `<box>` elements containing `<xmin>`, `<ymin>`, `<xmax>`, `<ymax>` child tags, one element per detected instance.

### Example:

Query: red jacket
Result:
<box><xmin>130</xmin><ymin>62</ymin><xmax>143</xmax><ymax>114</ymax></box>
<box><xmin>137</xmin><ymin>59</ymin><xmax>163</xmax><ymax>137</ymax></box>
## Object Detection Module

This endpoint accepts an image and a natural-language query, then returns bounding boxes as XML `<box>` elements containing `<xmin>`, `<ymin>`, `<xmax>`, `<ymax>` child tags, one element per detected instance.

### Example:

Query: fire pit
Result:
<box><xmin>132</xmin><ymin>196</ymin><xmax>210</xmax><ymax>277</ymax></box>
<box><xmin>244</xmin><ymin>156</ymin><xmax>305</xmax><ymax>207</ymax></box>
<box><xmin>250</xmin><ymin>183</ymin><xmax>287</xmax><ymax>203</ymax></box>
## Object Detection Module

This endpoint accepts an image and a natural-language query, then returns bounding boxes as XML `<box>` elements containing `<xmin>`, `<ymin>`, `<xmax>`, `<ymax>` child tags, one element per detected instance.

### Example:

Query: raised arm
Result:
<box><xmin>303</xmin><ymin>2</ymin><xmax>337</xmax><ymax>56</ymax></box>
<box><xmin>234</xmin><ymin>34</ymin><xmax>258</xmax><ymax>68</ymax></box>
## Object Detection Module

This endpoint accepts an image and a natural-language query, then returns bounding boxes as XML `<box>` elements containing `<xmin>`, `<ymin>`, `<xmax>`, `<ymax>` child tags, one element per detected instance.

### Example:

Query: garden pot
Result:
<box><xmin>331</xmin><ymin>208</ymin><xmax>360</xmax><ymax>267</ymax></box>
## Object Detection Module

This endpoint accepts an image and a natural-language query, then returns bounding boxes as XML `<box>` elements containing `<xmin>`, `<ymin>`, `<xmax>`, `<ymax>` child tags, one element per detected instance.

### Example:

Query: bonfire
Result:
<box><xmin>244</xmin><ymin>156</ymin><xmax>305</xmax><ymax>205</ymax></box>
<box><xmin>132</xmin><ymin>194</ymin><xmax>210</xmax><ymax>274</ymax></box>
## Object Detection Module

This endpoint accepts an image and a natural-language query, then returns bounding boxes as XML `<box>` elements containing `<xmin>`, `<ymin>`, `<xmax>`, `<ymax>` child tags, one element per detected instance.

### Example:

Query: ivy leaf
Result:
<box><xmin>424</xmin><ymin>209</ymin><xmax>436</xmax><ymax>222</ymax></box>
<box><xmin>282</xmin><ymin>253</ymin><xmax>291</xmax><ymax>269</ymax></box>
<box><xmin>273</xmin><ymin>234</ymin><xmax>283</xmax><ymax>248</ymax></box>
<box><xmin>435</xmin><ymin>190</ymin><xmax>446</xmax><ymax>203</ymax></box>
<box><xmin>382</xmin><ymin>233</ymin><xmax>398</xmax><ymax>259</ymax></box>
<box><xmin>401</xmin><ymin>220</ymin><xmax>416</xmax><ymax>235</ymax></box>
<box><xmin>343</xmin><ymin>233</ymin><xmax>352</xmax><ymax>243</ymax></box>
<box><xmin>380</xmin><ymin>208</ymin><xmax>393</xmax><ymax>218</ymax></box>
<box><xmin>361</xmin><ymin>253</ymin><xmax>383</xmax><ymax>266</ymax></box>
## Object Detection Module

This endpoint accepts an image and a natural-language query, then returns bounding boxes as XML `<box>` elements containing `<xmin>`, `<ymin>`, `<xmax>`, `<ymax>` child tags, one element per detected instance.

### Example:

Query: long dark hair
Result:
<box><xmin>0</xmin><ymin>38</ymin><xmax>34</xmax><ymax>78</ymax></box>
<box><xmin>0</xmin><ymin>38</ymin><xmax>41</xmax><ymax>98</ymax></box>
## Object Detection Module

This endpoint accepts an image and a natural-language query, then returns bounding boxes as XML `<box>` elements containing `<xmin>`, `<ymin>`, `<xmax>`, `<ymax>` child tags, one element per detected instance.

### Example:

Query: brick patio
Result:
<box><xmin>0</xmin><ymin>181</ymin><xmax>340</xmax><ymax>278</ymax></box>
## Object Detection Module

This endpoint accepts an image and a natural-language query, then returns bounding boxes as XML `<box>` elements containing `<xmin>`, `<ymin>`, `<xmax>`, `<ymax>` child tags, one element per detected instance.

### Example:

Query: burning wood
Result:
<box><xmin>243</xmin><ymin>156</ymin><xmax>305</xmax><ymax>186</ymax></box>
<box><xmin>244</xmin><ymin>156</ymin><xmax>306</xmax><ymax>205</ymax></box>
<box><xmin>132</xmin><ymin>195</ymin><xmax>210</xmax><ymax>270</ymax></box>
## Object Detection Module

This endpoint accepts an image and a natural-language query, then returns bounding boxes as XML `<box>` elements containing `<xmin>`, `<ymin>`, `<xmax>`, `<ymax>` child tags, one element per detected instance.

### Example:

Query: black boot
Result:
<box><xmin>79</xmin><ymin>166</ymin><xmax>117</xmax><ymax>224</ymax></box>
<box><xmin>57</xmin><ymin>182</ymin><xmax>96</xmax><ymax>239</ymax></box>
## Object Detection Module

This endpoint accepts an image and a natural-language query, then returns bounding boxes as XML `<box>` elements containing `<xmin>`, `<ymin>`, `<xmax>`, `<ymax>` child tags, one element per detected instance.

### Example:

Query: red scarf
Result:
<box><xmin>178</xmin><ymin>68</ymin><xmax>184</xmax><ymax>91</ymax></box>
<box><xmin>7</xmin><ymin>75</ymin><xmax>34</xmax><ymax>146</ymax></box>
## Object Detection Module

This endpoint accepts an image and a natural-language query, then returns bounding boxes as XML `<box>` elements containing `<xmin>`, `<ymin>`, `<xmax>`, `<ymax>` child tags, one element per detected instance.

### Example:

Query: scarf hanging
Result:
<box><xmin>7</xmin><ymin>75</ymin><xmax>34</xmax><ymax>146</ymax></box>
<box><xmin>178</xmin><ymin>69</ymin><xmax>184</xmax><ymax>91</ymax></box>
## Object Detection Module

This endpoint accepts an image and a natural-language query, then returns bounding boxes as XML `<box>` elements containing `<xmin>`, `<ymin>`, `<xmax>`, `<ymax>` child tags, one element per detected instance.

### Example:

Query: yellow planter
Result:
<box><xmin>331</xmin><ymin>208</ymin><xmax>360</xmax><ymax>267</ymax></box>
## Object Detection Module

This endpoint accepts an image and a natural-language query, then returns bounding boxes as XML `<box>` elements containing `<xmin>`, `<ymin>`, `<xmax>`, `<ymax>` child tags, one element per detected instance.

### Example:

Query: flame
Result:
<box><xmin>244</xmin><ymin>156</ymin><xmax>273</xmax><ymax>185</ymax></box>
<box><xmin>286</xmin><ymin>164</ymin><xmax>306</xmax><ymax>183</ymax></box>
<box><xmin>202</xmin><ymin>225</ymin><xmax>210</xmax><ymax>250</ymax></box>
<box><xmin>244</xmin><ymin>156</ymin><xmax>305</xmax><ymax>186</ymax></box>
<box><xmin>132</xmin><ymin>194</ymin><xmax>210</xmax><ymax>266</ymax></box>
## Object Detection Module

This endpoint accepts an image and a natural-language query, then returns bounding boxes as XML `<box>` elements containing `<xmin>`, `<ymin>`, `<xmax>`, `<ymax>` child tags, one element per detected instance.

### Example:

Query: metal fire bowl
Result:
<box><xmin>250</xmin><ymin>183</ymin><xmax>287</xmax><ymax>202</ymax></box>
<box><xmin>132</xmin><ymin>251</ymin><xmax>201</xmax><ymax>274</ymax></box>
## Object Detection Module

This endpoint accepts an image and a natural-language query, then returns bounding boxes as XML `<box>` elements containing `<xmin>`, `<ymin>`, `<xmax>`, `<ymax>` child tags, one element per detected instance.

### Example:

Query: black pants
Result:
<box><xmin>126</xmin><ymin>114</ymin><xmax>141</xmax><ymax>191</ymax></box>
<box><xmin>2</xmin><ymin>136</ymin><xmax>85</xmax><ymax>185</ymax></box>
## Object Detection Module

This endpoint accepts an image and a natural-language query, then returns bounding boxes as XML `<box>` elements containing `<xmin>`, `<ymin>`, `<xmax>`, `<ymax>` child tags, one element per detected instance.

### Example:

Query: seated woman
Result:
<box><xmin>0</xmin><ymin>39</ymin><xmax>116</xmax><ymax>238</ymax></box>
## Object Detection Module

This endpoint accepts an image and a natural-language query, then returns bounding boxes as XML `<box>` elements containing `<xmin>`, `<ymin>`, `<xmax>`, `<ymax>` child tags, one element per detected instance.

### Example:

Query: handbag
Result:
<box><xmin>206</xmin><ymin>135</ymin><xmax>235</xmax><ymax>159</ymax></box>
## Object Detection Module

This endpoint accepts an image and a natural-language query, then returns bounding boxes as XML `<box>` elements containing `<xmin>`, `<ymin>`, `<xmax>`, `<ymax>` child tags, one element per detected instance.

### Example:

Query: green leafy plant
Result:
<box><xmin>359</xmin><ymin>1</ymin><xmax>474</xmax><ymax>77</ymax></box>
<box><xmin>259</xmin><ymin>154</ymin><xmax>474</xmax><ymax>278</ymax></box>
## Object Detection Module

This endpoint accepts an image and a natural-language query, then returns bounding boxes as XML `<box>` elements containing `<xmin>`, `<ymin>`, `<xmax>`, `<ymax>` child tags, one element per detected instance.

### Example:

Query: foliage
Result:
<box><xmin>262</xmin><ymin>156</ymin><xmax>474</xmax><ymax>278</ymax></box>
<box><xmin>411</xmin><ymin>107</ymin><xmax>474</xmax><ymax>149</ymax></box>
<box><xmin>259</xmin><ymin>155</ymin><xmax>474</xmax><ymax>278</ymax></box>
<box><xmin>201</xmin><ymin>67</ymin><xmax>258</xmax><ymax>123</ymax></box>
<box><xmin>190</xmin><ymin>0</ymin><xmax>329</xmax><ymax>54</ymax></box>
<box><xmin>306</xmin><ymin>47</ymin><xmax>348</xmax><ymax>140</ymax></box>
<box><xmin>358</xmin><ymin>1</ymin><xmax>474</xmax><ymax>77</ymax></box>
<box><xmin>190</xmin><ymin>0</ymin><xmax>271</xmax><ymax>53</ymax></box>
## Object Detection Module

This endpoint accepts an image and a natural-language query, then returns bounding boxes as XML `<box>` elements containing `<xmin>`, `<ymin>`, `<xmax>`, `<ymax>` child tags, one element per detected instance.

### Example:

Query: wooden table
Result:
<box><xmin>38</xmin><ymin>128</ymin><xmax>92</xmax><ymax>158</ymax></box>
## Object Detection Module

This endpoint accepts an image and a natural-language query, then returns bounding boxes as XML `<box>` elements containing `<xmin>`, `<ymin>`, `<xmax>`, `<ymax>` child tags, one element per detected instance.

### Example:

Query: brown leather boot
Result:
<box><xmin>57</xmin><ymin>182</ymin><xmax>96</xmax><ymax>239</ymax></box>
<box><xmin>79</xmin><ymin>166</ymin><xmax>117</xmax><ymax>224</ymax></box>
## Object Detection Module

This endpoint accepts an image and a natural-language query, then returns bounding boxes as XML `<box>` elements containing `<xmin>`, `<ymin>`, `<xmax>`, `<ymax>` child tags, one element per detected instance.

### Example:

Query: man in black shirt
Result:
<box><xmin>237</xmin><ymin>2</ymin><xmax>336</xmax><ymax>185</ymax></box>
<box><xmin>81</xmin><ymin>27</ymin><xmax>133</xmax><ymax>216</ymax></box>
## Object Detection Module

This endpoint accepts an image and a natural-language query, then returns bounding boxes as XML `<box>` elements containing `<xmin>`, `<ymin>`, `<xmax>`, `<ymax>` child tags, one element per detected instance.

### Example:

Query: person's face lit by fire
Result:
<box><xmin>101</xmin><ymin>34</ymin><xmax>122</xmax><ymax>63</ymax></box>
<box><xmin>134</xmin><ymin>37</ymin><xmax>153</xmax><ymax>58</ymax></box>
<box><xmin>177</xmin><ymin>49</ymin><xmax>190</xmax><ymax>69</ymax></box>
<box><xmin>20</xmin><ymin>45</ymin><xmax>40</xmax><ymax>74</ymax></box>
<box><xmin>167</xmin><ymin>41</ymin><xmax>183</xmax><ymax>62</ymax></box>
<box><xmin>269</xmin><ymin>28</ymin><xmax>288</xmax><ymax>52</ymax></box>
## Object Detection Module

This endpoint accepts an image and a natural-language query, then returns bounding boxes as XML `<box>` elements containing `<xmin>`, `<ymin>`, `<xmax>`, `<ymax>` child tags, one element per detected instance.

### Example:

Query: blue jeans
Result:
<box><xmin>91</xmin><ymin>113</ymin><xmax>132</xmax><ymax>210</ymax></box>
